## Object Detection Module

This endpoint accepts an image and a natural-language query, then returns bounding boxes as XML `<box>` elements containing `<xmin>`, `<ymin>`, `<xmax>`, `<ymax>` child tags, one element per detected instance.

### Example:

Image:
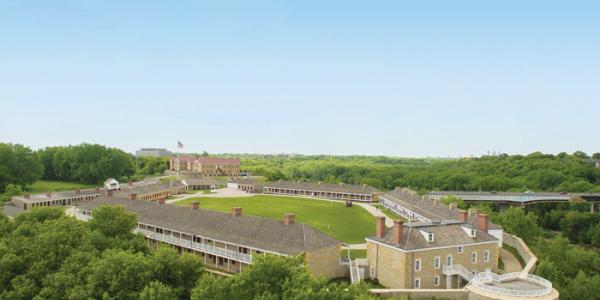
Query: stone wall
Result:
<box><xmin>502</xmin><ymin>232</ymin><xmax>537</xmax><ymax>274</ymax></box>
<box><xmin>370</xmin><ymin>288</ymin><xmax>469</xmax><ymax>300</ymax></box>
<box><xmin>305</xmin><ymin>244</ymin><xmax>346</xmax><ymax>279</ymax></box>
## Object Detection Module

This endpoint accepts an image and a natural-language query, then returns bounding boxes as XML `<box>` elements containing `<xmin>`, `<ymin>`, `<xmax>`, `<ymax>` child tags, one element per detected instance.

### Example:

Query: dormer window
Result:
<box><xmin>419</xmin><ymin>229</ymin><xmax>435</xmax><ymax>242</ymax></box>
<box><xmin>461</xmin><ymin>225</ymin><xmax>477</xmax><ymax>238</ymax></box>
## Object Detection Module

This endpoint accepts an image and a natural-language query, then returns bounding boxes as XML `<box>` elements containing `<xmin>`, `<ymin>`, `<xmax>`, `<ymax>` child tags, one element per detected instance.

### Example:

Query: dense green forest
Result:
<box><xmin>0</xmin><ymin>143</ymin><xmax>170</xmax><ymax>193</ymax></box>
<box><xmin>0</xmin><ymin>206</ymin><xmax>374</xmax><ymax>300</ymax></box>
<box><xmin>239</xmin><ymin>152</ymin><xmax>600</xmax><ymax>192</ymax></box>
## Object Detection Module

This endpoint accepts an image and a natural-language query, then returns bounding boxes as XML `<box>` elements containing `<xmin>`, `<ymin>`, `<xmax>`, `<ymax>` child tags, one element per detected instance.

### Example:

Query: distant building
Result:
<box><xmin>262</xmin><ymin>181</ymin><xmax>380</xmax><ymax>202</ymax></box>
<box><xmin>136</xmin><ymin>148</ymin><xmax>172</xmax><ymax>157</ymax></box>
<box><xmin>169</xmin><ymin>156</ymin><xmax>240</xmax><ymax>176</ymax></box>
<box><xmin>104</xmin><ymin>178</ymin><xmax>120</xmax><ymax>190</ymax></box>
<box><xmin>7</xmin><ymin>188</ymin><xmax>103</xmax><ymax>211</ymax></box>
<box><xmin>182</xmin><ymin>178</ymin><xmax>222</xmax><ymax>191</ymax></box>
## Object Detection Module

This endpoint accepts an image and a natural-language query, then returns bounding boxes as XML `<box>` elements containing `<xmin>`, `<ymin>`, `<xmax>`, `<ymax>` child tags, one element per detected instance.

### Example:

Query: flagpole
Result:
<box><xmin>176</xmin><ymin>143</ymin><xmax>180</xmax><ymax>181</ymax></box>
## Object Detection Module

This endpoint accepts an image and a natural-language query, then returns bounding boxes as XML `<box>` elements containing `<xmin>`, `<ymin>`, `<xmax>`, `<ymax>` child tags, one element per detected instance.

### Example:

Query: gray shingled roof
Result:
<box><xmin>11</xmin><ymin>188</ymin><xmax>101</xmax><ymax>204</ymax></box>
<box><xmin>121</xmin><ymin>183</ymin><xmax>182</xmax><ymax>195</ymax></box>
<box><xmin>2</xmin><ymin>203</ymin><xmax>25</xmax><ymax>218</ymax></box>
<box><xmin>77</xmin><ymin>196</ymin><xmax>339</xmax><ymax>255</ymax></box>
<box><xmin>264</xmin><ymin>181</ymin><xmax>379</xmax><ymax>194</ymax></box>
<box><xmin>368</xmin><ymin>222</ymin><xmax>498</xmax><ymax>251</ymax></box>
<box><xmin>381</xmin><ymin>189</ymin><xmax>501</xmax><ymax>230</ymax></box>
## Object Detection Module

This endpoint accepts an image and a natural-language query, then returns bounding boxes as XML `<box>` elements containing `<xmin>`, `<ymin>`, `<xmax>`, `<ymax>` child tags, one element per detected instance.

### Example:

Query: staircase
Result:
<box><xmin>349</xmin><ymin>259</ymin><xmax>362</xmax><ymax>284</ymax></box>
<box><xmin>443</xmin><ymin>264</ymin><xmax>475</xmax><ymax>282</ymax></box>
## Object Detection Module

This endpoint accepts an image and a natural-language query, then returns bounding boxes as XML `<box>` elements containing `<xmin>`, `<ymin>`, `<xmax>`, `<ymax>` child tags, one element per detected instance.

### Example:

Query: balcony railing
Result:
<box><xmin>470</xmin><ymin>271</ymin><xmax>552</xmax><ymax>297</ymax></box>
<box><xmin>442</xmin><ymin>264</ymin><xmax>475</xmax><ymax>281</ymax></box>
<box><xmin>134</xmin><ymin>228</ymin><xmax>253</xmax><ymax>263</ymax></box>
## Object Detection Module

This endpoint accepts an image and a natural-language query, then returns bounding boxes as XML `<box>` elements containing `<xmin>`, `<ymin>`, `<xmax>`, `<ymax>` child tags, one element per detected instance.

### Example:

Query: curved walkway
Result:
<box><xmin>501</xmin><ymin>248</ymin><xmax>522</xmax><ymax>273</ymax></box>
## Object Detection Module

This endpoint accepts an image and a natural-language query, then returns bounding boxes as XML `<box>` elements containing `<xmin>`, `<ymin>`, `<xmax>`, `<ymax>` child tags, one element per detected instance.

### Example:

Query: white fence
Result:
<box><xmin>470</xmin><ymin>271</ymin><xmax>552</xmax><ymax>297</ymax></box>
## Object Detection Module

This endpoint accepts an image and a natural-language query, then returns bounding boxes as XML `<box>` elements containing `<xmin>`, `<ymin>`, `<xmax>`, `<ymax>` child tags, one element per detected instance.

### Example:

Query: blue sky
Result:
<box><xmin>1</xmin><ymin>1</ymin><xmax>598</xmax><ymax>157</ymax></box>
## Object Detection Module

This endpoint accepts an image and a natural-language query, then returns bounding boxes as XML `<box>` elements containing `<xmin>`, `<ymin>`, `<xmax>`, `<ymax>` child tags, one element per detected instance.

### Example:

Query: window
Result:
<box><xmin>457</xmin><ymin>246</ymin><xmax>464</xmax><ymax>253</ymax></box>
<box><xmin>470</xmin><ymin>229</ymin><xmax>476</xmax><ymax>237</ymax></box>
<box><xmin>415</xmin><ymin>259</ymin><xmax>422</xmax><ymax>271</ymax></box>
<box><xmin>446</xmin><ymin>255</ymin><xmax>453</xmax><ymax>266</ymax></box>
<box><xmin>484</xmin><ymin>250</ymin><xmax>490</xmax><ymax>262</ymax></box>
<box><xmin>434</xmin><ymin>275</ymin><xmax>440</xmax><ymax>286</ymax></box>
<box><xmin>471</xmin><ymin>252</ymin><xmax>478</xmax><ymax>263</ymax></box>
<box><xmin>427</xmin><ymin>232</ymin><xmax>434</xmax><ymax>242</ymax></box>
<box><xmin>415</xmin><ymin>278</ymin><xmax>421</xmax><ymax>288</ymax></box>
<box><xmin>434</xmin><ymin>256</ymin><xmax>440</xmax><ymax>269</ymax></box>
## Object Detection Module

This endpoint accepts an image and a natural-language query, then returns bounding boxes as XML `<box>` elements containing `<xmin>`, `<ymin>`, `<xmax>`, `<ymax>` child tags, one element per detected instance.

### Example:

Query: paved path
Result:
<box><xmin>166</xmin><ymin>188</ymin><xmax>253</xmax><ymax>204</ymax></box>
<box><xmin>345</xmin><ymin>244</ymin><xmax>367</xmax><ymax>249</ymax></box>
<box><xmin>355</xmin><ymin>202</ymin><xmax>395</xmax><ymax>227</ymax></box>
<box><xmin>501</xmin><ymin>248</ymin><xmax>522</xmax><ymax>273</ymax></box>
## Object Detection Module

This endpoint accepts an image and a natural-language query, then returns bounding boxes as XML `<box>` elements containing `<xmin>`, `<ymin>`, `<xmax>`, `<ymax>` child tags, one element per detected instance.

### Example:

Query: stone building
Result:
<box><xmin>366</xmin><ymin>215</ymin><xmax>500</xmax><ymax>289</ymax></box>
<box><xmin>170</xmin><ymin>156</ymin><xmax>240</xmax><ymax>176</ymax></box>
<box><xmin>9</xmin><ymin>188</ymin><xmax>103</xmax><ymax>210</ymax></box>
<box><xmin>75</xmin><ymin>196</ymin><xmax>345</xmax><ymax>279</ymax></box>
<box><xmin>261</xmin><ymin>181</ymin><xmax>380</xmax><ymax>202</ymax></box>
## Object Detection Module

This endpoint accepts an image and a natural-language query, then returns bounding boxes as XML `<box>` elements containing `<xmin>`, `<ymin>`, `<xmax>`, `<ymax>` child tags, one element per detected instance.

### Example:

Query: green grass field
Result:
<box><xmin>174</xmin><ymin>195</ymin><xmax>375</xmax><ymax>244</ymax></box>
<box><xmin>340</xmin><ymin>249</ymin><xmax>367</xmax><ymax>259</ymax></box>
<box><xmin>26</xmin><ymin>180</ymin><xmax>95</xmax><ymax>194</ymax></box>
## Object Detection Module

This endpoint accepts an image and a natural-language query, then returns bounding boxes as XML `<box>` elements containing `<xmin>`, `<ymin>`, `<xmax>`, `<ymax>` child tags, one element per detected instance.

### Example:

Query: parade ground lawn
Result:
<box><xmin>174</xmin><ymin>195</ymin><xmax>375</xmax><ymax>244</ymax></box>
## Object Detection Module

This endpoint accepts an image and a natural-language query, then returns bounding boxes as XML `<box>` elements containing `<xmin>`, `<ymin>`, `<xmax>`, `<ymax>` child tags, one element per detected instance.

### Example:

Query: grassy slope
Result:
<box><xmin>26</xmin><ymin>180</ymin><xmax>95</xmax><ymax>194</ymax></box>
<box><xmin>175</xmin><ymin>195</ymin><xmax>375</xmax><ymax>244</ymax></box>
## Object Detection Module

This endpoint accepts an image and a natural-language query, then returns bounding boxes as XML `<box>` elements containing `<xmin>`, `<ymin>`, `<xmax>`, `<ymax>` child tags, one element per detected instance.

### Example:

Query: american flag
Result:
<box><xmin>177</xmin><ymin>141</ymin><xmax>184</xmax><ymax>149</ymax></box>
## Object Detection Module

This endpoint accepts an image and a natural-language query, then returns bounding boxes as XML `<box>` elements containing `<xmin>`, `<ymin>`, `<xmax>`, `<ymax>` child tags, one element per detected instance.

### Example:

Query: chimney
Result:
<box><xmin>393</xmin><ymin>220</ymin><xmax>404</xmax><ymax>244</ymax></box>
<box><xmin>449</xmin><ymin>202</ymin><xmax>456</xmax><ymax>210</ymax></box>
<box><xmin>24</xmin><ymin>193</ymin><xmax>30</xmax><ymax>199</ymax></box>
<box><xmin>46</xmin><ymin>192</ymin><xmax>52</xmax><ymax>198</ymax></box>
<box><xmin>75</xmin><ymin>188</ymin><xmax>81</xmax><ymax>195</ymax></box>
<box><xmin>284</xmin><ymin>213</ymin><xmax>295</xmax><ymax>225</ymax></box>
<box><xmin>95</xmin><ymin>187</ymin><xmax>100</xmax><ymax>193</ymax></box>
<box><xmin>231</xmin><ymin>207</ymin><xmax>243</xmax><ymax>217</ymax></box>
<box><xmin>107</xmin><ymin>190</ymin><xmax>113</xmax><ymax>197</ymax></box>
<box><xmin>128</xmin><ymin>181</ymin><xmax>133</xmax><ymax>187</ymax></box>
<box><xmin>476</xmin><ymin>214</ymin><xmax>489</xmax><ymax>232</ymax></box>
<box><xmin>458</xmin><ymin>210</ymin><xmax>468</xmax><ymax>222</ymax></box>
<box><xmin>128</xmin><ymin>193</ymin><xmax>137</xmax><ymax>201</ymax></box>
<box><xmin>158</xmin><ymin>198</ymin><xmax>165</xmax><ymax>205</ymax></box>
<box><xmin>432</xmin><ymin>199</ymin><xmax>438</xmax><ymax>207</ymax></box>
<box><xmin>468</xmin><ymin>208</ymin><xmax>478</xmax><ymax>216</ymax></box>
<box><xmin>362</xmin><ymin>184</ymin><xmax>367</xmax><ymax>189</ymax></box>
<box><xmin>191</xmin><ymin>201</ymin><xmax>199</xmax><ymax>210</ymax></box>
<box><xmin>376</xmin><ymin>216</ymin><xmax>385</xmax><ymax>239</ymax></box>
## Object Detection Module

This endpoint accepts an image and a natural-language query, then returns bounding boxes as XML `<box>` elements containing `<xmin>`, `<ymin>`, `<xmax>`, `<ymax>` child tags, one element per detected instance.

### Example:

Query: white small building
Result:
<box><xmin>104</xmin><ymin>178</ymin><xmax>120</xmax><ymax>190</ymax></box>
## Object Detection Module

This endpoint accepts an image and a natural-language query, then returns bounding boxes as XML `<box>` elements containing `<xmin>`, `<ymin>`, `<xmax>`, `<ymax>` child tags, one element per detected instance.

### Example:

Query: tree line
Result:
<box><xmin>0</xmin><ymin>206</ymin><xmax>375</xmax><ymax>299</ymax></box>
<box><xmin>0</xmin><ymin>143</ymin><xmax>170</xmax><ymax>193</ymax></box>
<box><xmin>240</xmin><ymin>151</ymin><xmax>600</xmax><ymax>192</ymax></box>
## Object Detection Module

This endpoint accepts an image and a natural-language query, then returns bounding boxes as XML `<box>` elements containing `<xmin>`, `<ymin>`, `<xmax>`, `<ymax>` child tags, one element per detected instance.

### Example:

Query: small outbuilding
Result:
<box><xmin>104</xmin><ymin>178</ymin><xmax>120</xmax><ymax>190</ymax></box>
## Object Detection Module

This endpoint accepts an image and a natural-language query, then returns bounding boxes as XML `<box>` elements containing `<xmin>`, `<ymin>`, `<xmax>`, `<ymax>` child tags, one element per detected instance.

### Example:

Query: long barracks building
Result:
<box><xmin>75</xmin><ymin>196</ymin><xmax>345</xmax><ymax>279</ymax></box>
<box><xmin>261</xmin><ymin>181</ymin><xmax>380</xmax><ymax>202</ymax></box>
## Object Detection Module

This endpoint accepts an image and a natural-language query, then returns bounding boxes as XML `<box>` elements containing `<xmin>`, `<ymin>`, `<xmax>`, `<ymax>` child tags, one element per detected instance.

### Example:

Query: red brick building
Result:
<box><xmin>170</xmin><ymin>156</ymin><xmax>240</xmax><ymax>176</ymax></box>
